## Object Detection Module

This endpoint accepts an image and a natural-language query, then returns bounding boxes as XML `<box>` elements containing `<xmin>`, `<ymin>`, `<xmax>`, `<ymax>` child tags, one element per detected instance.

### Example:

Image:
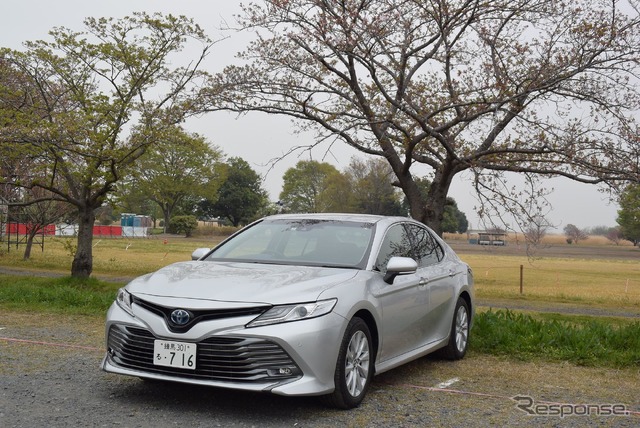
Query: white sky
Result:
<box><xmin>0</xmin><ymin>0</ymin><xmax>622</xmax><ymax>230</ymax></box>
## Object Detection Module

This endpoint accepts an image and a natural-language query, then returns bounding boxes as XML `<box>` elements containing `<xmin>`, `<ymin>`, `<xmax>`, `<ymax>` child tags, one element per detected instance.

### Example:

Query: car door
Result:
<box><xmin>373</xmin><ymin>223</ymin><xmax>432</xmax><ymax>363</ymax></box>
<box><xmin>405</xmin><ymin>224</ymin><xmax>456</xmax><ymax>343</ymax></box>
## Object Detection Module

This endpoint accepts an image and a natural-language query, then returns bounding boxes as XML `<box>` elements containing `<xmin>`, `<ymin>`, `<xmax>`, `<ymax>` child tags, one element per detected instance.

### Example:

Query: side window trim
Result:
<box><xmin>406</xmin><ymin>223</ymin><xmax>445</xmax><ymax>267</ymax></box>
<box><xmin>374</xmin><ymin>222</ymin><xmax>413</xmax><ymax>272</ymax></box>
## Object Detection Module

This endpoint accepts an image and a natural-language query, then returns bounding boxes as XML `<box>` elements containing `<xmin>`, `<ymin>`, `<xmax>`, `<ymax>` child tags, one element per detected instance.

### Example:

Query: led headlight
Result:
<box><xmin>246</xmin><ymin>299</ymin><xmax>337</xmax><ymax>328</ymax></box>
<box><xmin>116</xmin><ymin>288</ymin><xmax>134</xmax><ymax>316</ymax></box>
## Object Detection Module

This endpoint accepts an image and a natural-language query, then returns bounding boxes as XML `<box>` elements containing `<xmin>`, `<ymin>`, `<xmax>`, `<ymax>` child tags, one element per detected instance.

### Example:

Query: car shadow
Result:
<box><xmin>101</xmin><ymin>353</ymin><xmax>453</xmax><ymax>417</ymax></box>
<box><xmin>103</xmin><ymin>375</ymin><xmax>328</xmax><ymax>417</ymax></box>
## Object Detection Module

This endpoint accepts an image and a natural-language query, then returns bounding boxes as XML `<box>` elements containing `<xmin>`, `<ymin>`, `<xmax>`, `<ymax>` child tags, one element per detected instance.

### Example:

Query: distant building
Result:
<box><xmin>466</xmin><ymin>229</ymin><xmax>507</xmax><ymax>246</ymax></box>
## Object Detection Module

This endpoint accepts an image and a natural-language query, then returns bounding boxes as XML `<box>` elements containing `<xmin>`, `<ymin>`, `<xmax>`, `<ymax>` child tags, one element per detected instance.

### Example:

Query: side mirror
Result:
<box><xmin>191</xmin><ymin>248</ymin><xmax>211</xmax><ymax>261</ymax></box>
<box><xmin>383</xmin><ymin>256</ymin><xmax>418</xmax><ymax>284</ymax></box>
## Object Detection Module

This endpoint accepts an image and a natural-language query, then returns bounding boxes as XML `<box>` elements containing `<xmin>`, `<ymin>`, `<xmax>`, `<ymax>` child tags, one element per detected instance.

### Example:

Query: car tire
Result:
<box><xmin>441</xmin><ymin>297</ymin><xmax>470</xmax><ymax>360</ymax></box>
<box><xmin>321</xmin><ymin>317</ymin><xmax>374</xmax><ymax>409</ymax></box>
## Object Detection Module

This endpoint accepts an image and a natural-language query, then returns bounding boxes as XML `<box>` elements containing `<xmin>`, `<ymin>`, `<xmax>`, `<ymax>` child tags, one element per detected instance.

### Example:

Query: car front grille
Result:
<box><xmin>131</xmin><ymin>296</ymin><xmax>270</xmax><ymax>333</ymax></box>
<box><xmin>107</xmin><ymin>324</ymin><xmax>301</xmax><ymax>383</ymax></box>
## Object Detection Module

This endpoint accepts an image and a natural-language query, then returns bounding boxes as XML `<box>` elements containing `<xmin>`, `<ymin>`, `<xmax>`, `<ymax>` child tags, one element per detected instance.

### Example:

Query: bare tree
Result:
<box><xmin>523</xmin><ymin>214</ymin><xmax>554</xmax><ymax>259</ymax></box>
<box><xmin>204</xmin><ymin>0</ymin><xmax>640</xmax><ymax>235</ymax></box>
<box><xmin>16</xmin><ymin>193</ymin><xmax>73</xmax><ymax>260</ymax></box>
<box><xmin>564</xmin><ymin>223</ymin><xmax>589</xmax><ymax>244</ymax></box>
<box><xmin>605</xmin><ymin>227</ymin><xmax>625</xmax><ymax>245</ymax></box>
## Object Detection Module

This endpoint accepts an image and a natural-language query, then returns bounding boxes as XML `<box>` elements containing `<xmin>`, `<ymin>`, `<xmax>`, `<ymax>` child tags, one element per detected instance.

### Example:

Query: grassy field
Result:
<box><xmin>0</xmin><ymin>235</ymin><xmax>225</xmax><ymax>278</ymax></box>
<box><xmin>1</xmin><ymin>233</ymin><xmax>638</xmax><ymax>309</ymax></box>
<box><xmin>465</xmin><ymin>253</ymin><xmax>640</xmax><ymax>307</ymax></box>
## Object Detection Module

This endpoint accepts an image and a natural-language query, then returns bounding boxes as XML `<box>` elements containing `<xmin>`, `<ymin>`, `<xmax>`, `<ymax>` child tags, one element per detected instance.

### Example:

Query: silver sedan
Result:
<box><xmin>102</xmin><ymin>213</ymin><xmax>474</xmax><ymax>409</ymax></box>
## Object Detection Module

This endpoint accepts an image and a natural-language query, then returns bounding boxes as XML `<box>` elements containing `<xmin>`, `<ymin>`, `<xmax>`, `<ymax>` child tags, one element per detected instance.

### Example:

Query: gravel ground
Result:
<box><xmin>1</xmin><ymin>311</ymin><xmax>639</xmax><ymax>427</ymax></box>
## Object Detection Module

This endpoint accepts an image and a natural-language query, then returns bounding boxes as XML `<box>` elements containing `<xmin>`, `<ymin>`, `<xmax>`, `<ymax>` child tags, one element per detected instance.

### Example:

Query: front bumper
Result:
<box><xmin>102</xmin><ymin>301</ymin><xmax>347</xmax><ymax>396</ymax></box>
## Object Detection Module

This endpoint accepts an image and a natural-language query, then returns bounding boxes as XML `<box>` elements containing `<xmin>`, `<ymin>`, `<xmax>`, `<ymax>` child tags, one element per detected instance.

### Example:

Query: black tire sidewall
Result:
<box><xmin>450</xmin><ymin>298</ymin><xmax>470</xmax><ymax>359</ymax></box>
<box><xmin>333</xmin><ymin>317</ymin><xmax>374</xmax><ymax>409</ymax></box>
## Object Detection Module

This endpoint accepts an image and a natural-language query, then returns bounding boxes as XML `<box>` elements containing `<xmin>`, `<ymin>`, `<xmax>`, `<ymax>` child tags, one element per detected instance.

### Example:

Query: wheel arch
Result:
<box><xmin>458</xmin><ymin>290</ymin><xmax>473</xmax><ymax>327</ymax></box>
<box><xmin>458</xmin><ymin>290</ymin><xmax>472</xmax><ymax>313</ymax></box>
<box><xmin>352</xmin><ymin>309</ymin><xmax>379</xmax><ymax>372</ymax></box>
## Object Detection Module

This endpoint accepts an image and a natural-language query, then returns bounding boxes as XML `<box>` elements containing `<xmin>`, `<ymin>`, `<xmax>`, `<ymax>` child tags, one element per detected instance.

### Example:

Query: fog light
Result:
<box><xmin>267</xmin><ymin>366</ymin><xmax>299</xmax><ymax>377</ymax></box>
<box><xmin>278</xmin><ymin>367</ymin><xmax>292</xmax><ymax>376</ymax></box>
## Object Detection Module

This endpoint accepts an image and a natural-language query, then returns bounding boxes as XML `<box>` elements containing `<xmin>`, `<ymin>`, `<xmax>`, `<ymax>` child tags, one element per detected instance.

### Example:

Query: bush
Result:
<box><xmin>0</xmin><ymin>275</ymin><xmax>119</xmax><ymax>315</ymax></box>
<box><xmin>169</xmin><ymin>215</ymin><xmax>198</xmax><ymax>237</ymax></box>
<box><xmin>472</xmin><ymin>310</ymin><xmax>640</xmax><ymax>368</ymax></box>
<box><xmin>191</xmin><ymin>225</ymin><xmax>241</xmax><ymax>237</ymax></box>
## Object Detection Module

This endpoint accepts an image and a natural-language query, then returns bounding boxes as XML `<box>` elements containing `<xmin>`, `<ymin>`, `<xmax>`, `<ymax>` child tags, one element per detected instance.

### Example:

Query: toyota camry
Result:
<box><xmin>102</xmin><ymin>213</ymin><xmax>474</xmax><ymax>409</ymax></box>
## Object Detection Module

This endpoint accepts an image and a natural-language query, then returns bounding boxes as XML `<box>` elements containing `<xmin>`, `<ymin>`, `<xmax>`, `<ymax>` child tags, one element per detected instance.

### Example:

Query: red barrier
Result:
<box><xmin>92</xmin><ymin>225</ymin><xmax>123</xmax><ymax>237</ymax></box>
<box><xmin>5</xmin><ymin>223</ymin><xmax>56</xmax><ymax>235</ymax></box>
<box><xmin>5</xmin><ymin>223</ymin><xmax>122</xmax><ymax>237</ymax></box>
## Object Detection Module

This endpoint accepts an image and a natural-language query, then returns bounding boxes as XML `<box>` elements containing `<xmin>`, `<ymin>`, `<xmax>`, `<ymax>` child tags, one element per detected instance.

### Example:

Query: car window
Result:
<box><xmin>206</xmin><ymin>219</ymin><xmax>373</xmax><ymax>268</ymax></box>
<box><xmin>375</xmin><ymin>224</ymin><xmax>413</xmax><ymax>272</ymax></box>
<box><xmin>210</xmin><ymin>222</ymin><xmax>279</xmax><ymax>259</ymax></box>
<box><xmin>406</xmin><ymin>224</ymin><xmax>444</xmax><ymax>267</ymax></box>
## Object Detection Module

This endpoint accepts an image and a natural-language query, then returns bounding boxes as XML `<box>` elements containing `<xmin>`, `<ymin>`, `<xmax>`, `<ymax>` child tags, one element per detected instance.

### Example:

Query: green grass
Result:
<box><xmin>0</xmin><ymin>275</ymin><xmax>121</xmax><ymax>316</ymax></box>
<box><xmin>472</xmin><ymin>309</ymin><xmax>640</xmax><ymax>368</ymax></box>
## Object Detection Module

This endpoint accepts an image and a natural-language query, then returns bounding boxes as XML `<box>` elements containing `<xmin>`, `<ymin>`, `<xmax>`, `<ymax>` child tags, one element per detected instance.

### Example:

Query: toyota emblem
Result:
<box><xmin>170</xmin><ymin>309</ymin><xmax>191</xmax><ymax>326</ymax></box>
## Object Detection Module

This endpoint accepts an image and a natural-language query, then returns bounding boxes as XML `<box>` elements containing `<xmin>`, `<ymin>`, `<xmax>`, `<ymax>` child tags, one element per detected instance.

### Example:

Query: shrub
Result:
<box><xmin>472</xmin><ymin>310</ymin><xmax>640</xmax><ymax>368</ymax></box>
<box><xmin>191</xmin><ymin>225</ymin><xmax>241</xmax><ymax>237</ymax></box>
<box><xmin>169</xmin><ymin>215</ymin><xmax>198</xmax><ymax>237</ymax></box>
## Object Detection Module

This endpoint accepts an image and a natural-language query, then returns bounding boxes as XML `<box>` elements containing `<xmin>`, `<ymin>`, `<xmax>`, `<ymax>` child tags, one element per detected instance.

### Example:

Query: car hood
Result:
<box><xmin>126</xmin><ymin>260</ymin><xmax>359</xmax><ymax>305</ymax></box>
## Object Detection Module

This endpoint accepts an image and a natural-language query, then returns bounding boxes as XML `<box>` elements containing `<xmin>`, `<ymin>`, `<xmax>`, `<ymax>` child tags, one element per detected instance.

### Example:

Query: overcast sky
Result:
<box><xmin>1</xmin><ymin>1</ymin><xmax>622</xmax><ymax>231</ymax></box>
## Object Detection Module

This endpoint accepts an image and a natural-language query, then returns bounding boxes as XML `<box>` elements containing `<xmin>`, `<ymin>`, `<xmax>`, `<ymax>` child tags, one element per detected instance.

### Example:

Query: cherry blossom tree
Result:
<box><xmin>204</xmin><ymin>0</ymin><xmax>640</xmax><ymax>235</ymax></box>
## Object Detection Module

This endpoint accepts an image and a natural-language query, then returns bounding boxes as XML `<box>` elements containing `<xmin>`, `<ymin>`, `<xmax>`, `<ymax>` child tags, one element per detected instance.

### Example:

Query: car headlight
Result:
<box><xmin>246</xmin><ymin>299</ymin><xmax>337</xmax><ymax>328</ymax></box>
<box><xmin>116</xmin><ymin>288</ymin><xmax>134</xmax><ymax>316</ymax></box>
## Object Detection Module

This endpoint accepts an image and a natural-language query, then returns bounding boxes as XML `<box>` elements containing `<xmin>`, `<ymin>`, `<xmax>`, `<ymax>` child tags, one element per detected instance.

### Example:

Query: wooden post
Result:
<box><xmin>520</xmin><ymin>264</ymin><xmax>524</xmax><ymax>294</ymax></box>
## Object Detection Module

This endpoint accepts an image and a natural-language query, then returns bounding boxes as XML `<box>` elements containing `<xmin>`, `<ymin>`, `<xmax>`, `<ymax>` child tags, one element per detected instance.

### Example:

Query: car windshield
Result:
<box><xmin>204</xmin><ymin>219</ymin><xmax>375</xmax><ymax>268</ymax></box>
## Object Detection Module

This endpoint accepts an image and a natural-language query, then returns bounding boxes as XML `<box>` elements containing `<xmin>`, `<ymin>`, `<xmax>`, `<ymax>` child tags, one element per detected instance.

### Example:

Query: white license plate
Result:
<box><xmin>153</xmin><ymin>340</ymin><xmax>197</xmax><ymax>370</ymax></box>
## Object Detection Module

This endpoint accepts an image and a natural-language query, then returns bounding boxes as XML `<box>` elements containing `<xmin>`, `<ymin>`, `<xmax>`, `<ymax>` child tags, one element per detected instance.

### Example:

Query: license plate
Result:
<box><xmin>153</xmin><ymin>340</ymin><xmax>197</xmax><ymax>370</ymax></box>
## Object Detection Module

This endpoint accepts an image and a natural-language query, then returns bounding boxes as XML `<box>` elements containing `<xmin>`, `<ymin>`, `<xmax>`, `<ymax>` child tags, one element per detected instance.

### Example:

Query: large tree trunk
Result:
<box><xmin>380</xmin><ymin>141</ymin><xmax>459</xmax><ymax>236</ymax></box>
<box><xmin>422</xmin><ymin>184</ymin><xmax>449</xmax><ymax>236</ymax></box>
<box><xmin>422</xmin><ymin>167</ymin><xmax>455</xmax><ymax>236</ymax></box>
<box><xmin>72</xmin><ymin>207</ymin><xmax>95</xmax><ymax>278</ymax></box>
<box><xmin>400</xmin><ymin>161</ymin><xmax>456</xmax><ymax>237</ymax></box>
<box><xmin>163</xmin><ymin>206</ymin><xmax>171</xmax><ymax>233</ymax></box>
<box><xmin>23</xmin><ymin>228</ymin><xmax>37</xmax><ymax>260</ymax></box>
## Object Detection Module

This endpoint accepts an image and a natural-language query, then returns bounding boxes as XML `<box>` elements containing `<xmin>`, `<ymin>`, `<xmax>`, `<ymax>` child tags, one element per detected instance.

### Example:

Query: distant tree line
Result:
<box><xmin>279</xmin><ymin>158</ymin><xmax>469</xmax><ymax>234</ymax></box>
<box><xmin>562</xmin><ymin>182</ymin><xmax>640</xmax><ymax>247</ymax></box>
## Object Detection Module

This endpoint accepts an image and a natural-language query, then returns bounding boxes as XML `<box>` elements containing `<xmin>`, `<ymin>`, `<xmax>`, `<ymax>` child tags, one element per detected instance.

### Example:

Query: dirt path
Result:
<box><xmin>449</xmin><ymin>240</ymin><xmax>640</xmax><ymax>261</ymax></box>
<box><xmin>476</xmin><ymin>298</ymin><xmax>640</xmax><ymax>319</ymax></box>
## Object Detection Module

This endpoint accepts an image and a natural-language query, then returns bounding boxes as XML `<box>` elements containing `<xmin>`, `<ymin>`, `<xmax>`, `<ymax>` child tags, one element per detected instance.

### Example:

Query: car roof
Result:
<box><xmin>263</xmin><ymin>213</ymin><xmax>415</xmax><ymax>226</ymax></box>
